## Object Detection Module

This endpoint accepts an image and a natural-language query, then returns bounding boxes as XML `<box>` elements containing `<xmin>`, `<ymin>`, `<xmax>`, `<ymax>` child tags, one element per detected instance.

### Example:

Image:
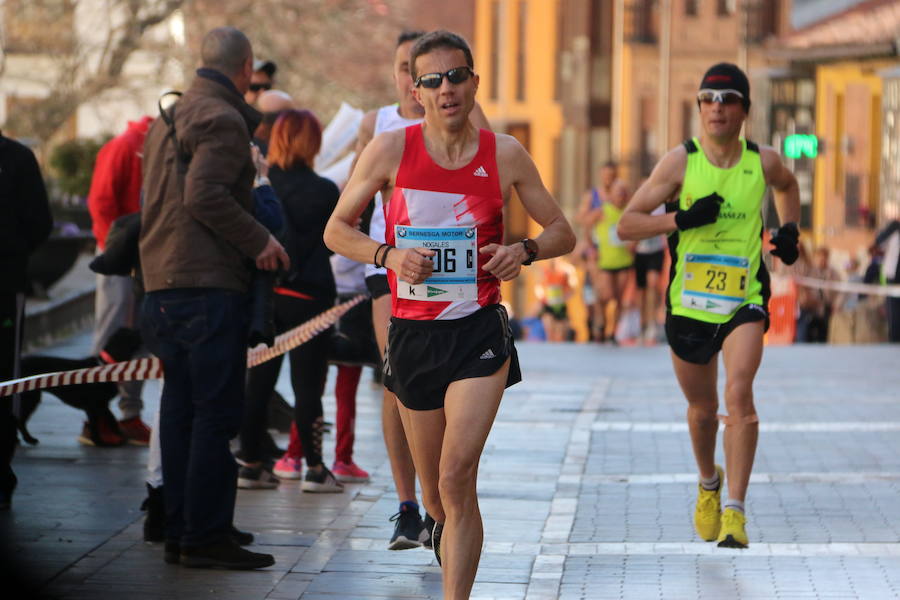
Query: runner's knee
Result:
<box><xmin>686</xmin><ymin>403</ymin><xmax>718</xmax><ymax>423</ymax></box>
<box><xmin>724</xmin><ymin>377</ymin><xmax>754</xmax><ymax>406</ymax></box>
<box><xmin>438</xmin><ymin>460</ymin><xmax>478</xmax><ymax>510</ymax></box>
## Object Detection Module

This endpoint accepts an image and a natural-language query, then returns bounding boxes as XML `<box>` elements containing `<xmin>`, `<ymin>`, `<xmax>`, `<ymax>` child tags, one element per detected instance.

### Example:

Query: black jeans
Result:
<box><xmin>242</xmin><ymin>293</ymin><xmax>332</xmax><ymax>467</ymax></box>
<box><xmin>141</xmin><ymin>288</ymin><xmax>249</xmax><ymax>547</ymax></box>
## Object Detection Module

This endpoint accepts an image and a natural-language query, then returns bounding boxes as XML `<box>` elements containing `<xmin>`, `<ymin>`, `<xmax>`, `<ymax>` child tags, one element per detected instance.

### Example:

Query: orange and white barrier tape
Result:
<box><xmin>794</xmin><ymin>276</ymin><xmax>900</xmax><ymax>297</ymax></box>
<box><xmin>0</xmin><ymin>294</ymin><xmax>365</xmax><ymax>398</ymax></box>
<box><xmin>0</xmin><ymin>357</ymin><xmax>164</xmax><ymax>398</ymax></box>
<box><xmin>246</xmin><ymin>295</ymin><xmax>364</xmax><ymax>367</ymax></box>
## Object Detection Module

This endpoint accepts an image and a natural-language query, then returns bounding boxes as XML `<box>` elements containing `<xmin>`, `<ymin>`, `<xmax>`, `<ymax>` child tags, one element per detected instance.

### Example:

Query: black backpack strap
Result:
<box><xmin>682</xmin><ymin>139</ymin><xmax>698</xmax><ymax>154</ymax></box>
<box><xmin>158</xmin><ymin>91</ymin><xmax>192</xmax><ymax>170</ymax></box>
<box><xmin>745</xmin><ymin>139</ymin><xmax>760</xmax><ymax>153</ymax></box>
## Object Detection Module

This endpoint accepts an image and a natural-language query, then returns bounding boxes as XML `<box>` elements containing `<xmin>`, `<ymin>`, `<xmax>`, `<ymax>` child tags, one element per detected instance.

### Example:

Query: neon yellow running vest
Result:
<box><xmin>668</xmin><ymin>137</ymin><xmax>768</xmax><ymax>323</ymax></box>
<box><xmin>595</xmin><ymin>202</ymin><xmax>634</xmax><ymax>270</ymax></box>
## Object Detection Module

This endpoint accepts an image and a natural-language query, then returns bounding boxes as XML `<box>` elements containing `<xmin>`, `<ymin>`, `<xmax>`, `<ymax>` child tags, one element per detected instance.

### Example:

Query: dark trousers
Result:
<box><xmin>796</xmin><ymin>308</ymin><xmax>829</xmax><ymax>343</ymax></box>
<box><xmin>241</xmin><ymin>294</ymin><xmax>332</xmax><ymax>467</ymax></box>
<box><xmin>0</xmin><ymin>292</ymin><xmax>22</xmax><ymax>495</ymax></box>
<box><xmin>141</xmin><ymin>288</ymin><xmax>249</xmax><ymax>547</ymax></box>
<box><xmin>887</xmin><ymin>296</ymin><xmax>900</xmax><ymax>343</ymax></box>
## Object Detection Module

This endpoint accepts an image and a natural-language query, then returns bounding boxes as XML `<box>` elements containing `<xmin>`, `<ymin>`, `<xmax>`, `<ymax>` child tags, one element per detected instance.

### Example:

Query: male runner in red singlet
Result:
<box><xmin>353</xmin><ymin>30</ymin><xmax>491</xmax><ymax>551</ymax></box>
<box><xmin>325</xmin><ymin>30</ymin><xmax>575</xmax><ymax>599</ymax></box>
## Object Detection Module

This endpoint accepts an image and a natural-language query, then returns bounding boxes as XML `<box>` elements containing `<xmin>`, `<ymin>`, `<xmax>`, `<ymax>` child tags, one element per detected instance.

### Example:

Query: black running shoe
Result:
<box><xmin>388</xmin><ymin>506</ymin><xmax>427</xmax><ymax>550</ymax></box>
<box><xmin>422</xmin><ymin>513</ymin><xmax>435</xmax><ymax>549</ymax></box>
<box><xmin>432</xmin><ymin>520</ymin><xmax>444</xmax><ymax>566</ymax></box>
<box><xmin>301</xmin><ymin>466</ymin><xmax>344</xmax><ymax>493</ymax></box>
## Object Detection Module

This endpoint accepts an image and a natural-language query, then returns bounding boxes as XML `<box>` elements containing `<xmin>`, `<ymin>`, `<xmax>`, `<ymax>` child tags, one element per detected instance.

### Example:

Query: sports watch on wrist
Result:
<box><xmin>520</xmin><ymin>238</ymin><xmax>539</xmax><ymax>266</ymax></box>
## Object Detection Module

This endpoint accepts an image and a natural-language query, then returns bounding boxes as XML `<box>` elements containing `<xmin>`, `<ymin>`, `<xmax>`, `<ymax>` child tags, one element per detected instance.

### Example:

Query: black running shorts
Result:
<box><xmin>634</xmin><ymin>250</ymin><xmax>664</xmax><ymax>289</ymax></box>
<box><xmin>365</xmin><ymin>274</ymin><xmax>390</xmax><ymax>300</ymax></box>
<box><xmin>665</xmin><ymin>303</ymin><xmax>769</xmax><ymax>365</ymax></box>
<box><xmin>384</xmin><ymin>304</ymin><xmax>522</xmax><ymax>411</ymax></box>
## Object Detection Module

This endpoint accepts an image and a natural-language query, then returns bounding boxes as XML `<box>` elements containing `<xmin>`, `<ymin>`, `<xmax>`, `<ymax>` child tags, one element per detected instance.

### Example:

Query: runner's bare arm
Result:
<box><xmin>761</xmin><ymin>146</ymin><xmax>801</xmax><ymax>225</ymax></box>
<box><xmin>617</xmin><ymin>146</ymin><xmax>685</xmax><ymax>241</ymax></box>
<box><xmin>481</xmin><ymin>135</ymin><xmax>575</xmax><ymax>281</ymax></box>
<box><xmin>324</xmin><ymin>130</ymin><xmax>435</xmax><ymax>283</ymax></box>
<box><xmin>576</xmin><ymin>190</ymin><xmax>605</xmax><ymax>227</ymax></box>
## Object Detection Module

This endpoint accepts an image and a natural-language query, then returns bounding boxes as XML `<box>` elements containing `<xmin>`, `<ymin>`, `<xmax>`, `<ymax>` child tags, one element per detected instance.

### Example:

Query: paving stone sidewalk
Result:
<box><xmin>2</xmin><ymin>330</ymin><xmax>899</xmax><ymax>599</ymax></box>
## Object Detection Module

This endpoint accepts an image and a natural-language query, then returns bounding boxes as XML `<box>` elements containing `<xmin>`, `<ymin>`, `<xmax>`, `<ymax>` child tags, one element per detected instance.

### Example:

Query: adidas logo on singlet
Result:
<box><xmin>480</xmin><ymin>349</ymin><xmax>496</xmax><ymax>359</ymax></box>
<box><xmin>473</xmin><ymin>165</ymin><xmax>489</xmax><ymax>177</ymax></box>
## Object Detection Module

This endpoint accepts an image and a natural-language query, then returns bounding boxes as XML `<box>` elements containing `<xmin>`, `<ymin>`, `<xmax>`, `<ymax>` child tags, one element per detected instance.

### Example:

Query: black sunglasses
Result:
<box><xmin>414</xmin><ymin>66</ymin><xmax>474</xmax><ymax>89</ymax></box>
<box><xmin>249</xmin><ymin>82</ymin><xmax>272</xmax><ymax>92</ymax></box>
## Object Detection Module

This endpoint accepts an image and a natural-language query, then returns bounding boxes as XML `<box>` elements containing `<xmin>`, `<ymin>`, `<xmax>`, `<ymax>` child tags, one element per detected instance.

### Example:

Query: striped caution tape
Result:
<box><xmin>794</xmin><ymin>276</ymin><xmax>900</xmax><ymax>298</ymax></box>
<box><xmin>246</xmin><ymin>294</ymin><xmax>365</xmax><ymax>367</ymax></box>
<box><xmin>0</xmin><ymin>294</ymin><xmax>366</xmax><ymax>398</ymax></box>
<box><xmin>0</xmin><ymin>357</ymin><xmax>164</xmax><ymax>399</ymax></box>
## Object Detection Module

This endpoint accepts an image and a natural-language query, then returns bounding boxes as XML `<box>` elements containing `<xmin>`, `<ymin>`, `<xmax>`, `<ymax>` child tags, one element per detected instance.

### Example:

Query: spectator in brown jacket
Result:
<box><xmin>138</xmin><ymin>26</ymin><xmax>288</xmax><ymax>570</ymax></box>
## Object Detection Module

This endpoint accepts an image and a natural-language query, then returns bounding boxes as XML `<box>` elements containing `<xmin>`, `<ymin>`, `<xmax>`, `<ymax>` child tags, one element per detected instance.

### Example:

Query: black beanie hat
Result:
<box><xmin>699</xmin><ymin>63</ymin><xmax>750</xmax><ymax>112</ymax></box>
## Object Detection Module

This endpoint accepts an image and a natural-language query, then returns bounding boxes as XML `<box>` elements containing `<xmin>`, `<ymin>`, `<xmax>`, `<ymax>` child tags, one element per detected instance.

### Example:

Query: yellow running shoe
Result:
<box><xmin>717</xmin><ymin>507</ymin><xmax>749</xmax><ymax>548</ymax></box>
<box><xmin>693</xmin><ymin>465</ymin><xmax>724</xmax><ymax>541</ymax></box>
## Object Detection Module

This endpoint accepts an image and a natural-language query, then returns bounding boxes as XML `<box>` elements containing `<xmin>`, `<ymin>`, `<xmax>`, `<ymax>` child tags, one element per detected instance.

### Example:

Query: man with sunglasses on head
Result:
<box><xmin>326</xmin><ymin>30</ymin><xmax>574</xmax><ymax>598</ymax></box>
<box><xmin>352</xmin><ymin>30</ymin><xmax>490</xmax><ymax>552</ymax></box>
<box><xmin>618</xmin><ymin>63</ymin><xmax>800</xmax><ymax>549</ymax></box>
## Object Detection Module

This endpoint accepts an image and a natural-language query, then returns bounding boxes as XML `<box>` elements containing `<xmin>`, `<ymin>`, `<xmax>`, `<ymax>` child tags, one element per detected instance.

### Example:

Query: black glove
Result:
<box><xmin>675</xmin><ymin>193</ymin><xmax>724</xmax><ymax>231</ymax></box>
<box><xmin>770</xmin><ymin>222</ymin><xmax>800</xmax><ymax>265</ymax></box>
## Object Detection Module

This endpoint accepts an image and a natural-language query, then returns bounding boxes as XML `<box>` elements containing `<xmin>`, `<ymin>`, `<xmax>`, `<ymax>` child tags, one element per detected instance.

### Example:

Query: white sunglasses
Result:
<box><xmin>697</xmin><ymin>88</ymin><xmax>744</xmax><ymax>105</ymax></box>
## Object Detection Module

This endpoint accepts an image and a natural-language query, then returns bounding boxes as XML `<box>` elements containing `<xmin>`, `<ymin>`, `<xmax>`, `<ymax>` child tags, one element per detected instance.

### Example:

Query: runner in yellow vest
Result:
<box><xmin>617</xmin><ymin>63</ymin><xmax>800</xmax><ymax>549</ymax></box>
<box><xmin>591</xmin><ymin>162</ymin><xmax>634</xmax><ymax>343</ymax></box>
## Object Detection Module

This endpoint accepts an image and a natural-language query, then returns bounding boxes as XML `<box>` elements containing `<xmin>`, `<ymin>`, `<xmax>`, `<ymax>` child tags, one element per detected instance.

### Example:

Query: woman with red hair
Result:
<box><xmin>237</xmin><ymin>109</ymin><xmax>343</xmax><ymax>492</ymax></box>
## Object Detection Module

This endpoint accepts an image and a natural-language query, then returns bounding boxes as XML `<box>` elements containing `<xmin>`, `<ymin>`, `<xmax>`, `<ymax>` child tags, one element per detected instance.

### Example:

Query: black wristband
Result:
<box><xmin>373</xmin><ymin>243</ymin><xmax>389</xmax><ymax>267</ymax></box>
<box><xmin>380</xmin><ymin>246</ymin><xmax>393</xmax><ymax>269</ymax></box>
<box><xmin>520</xmin><ymin>238</ymin><xmax>538</xmax><ymax>265</ymax></box>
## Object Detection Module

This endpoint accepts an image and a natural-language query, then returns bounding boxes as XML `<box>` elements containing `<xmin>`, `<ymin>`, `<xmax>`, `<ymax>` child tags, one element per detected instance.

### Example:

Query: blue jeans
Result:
<box><xmin>141</xmin><ymin>288</ymin><xmax>249</xmax><ymax>547</ymax></box>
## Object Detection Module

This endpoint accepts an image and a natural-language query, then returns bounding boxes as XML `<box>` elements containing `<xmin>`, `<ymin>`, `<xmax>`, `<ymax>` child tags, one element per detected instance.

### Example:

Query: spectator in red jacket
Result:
<box><xmin>87</xmin><ymin>116</ymin><xmax>153</xmax><ymax>445</ymax></box>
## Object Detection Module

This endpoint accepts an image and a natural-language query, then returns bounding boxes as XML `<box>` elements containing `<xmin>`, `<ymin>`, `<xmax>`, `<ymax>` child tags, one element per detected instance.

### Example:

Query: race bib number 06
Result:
<box><xmin>682</xmin><ymin>253</ymin><xmax>749</xmax><ymax>315</ymax></box>
<box><xmin>395</xmin><ymin>226</ymin><xmax>478</xmax><ymax>302</ymax></box>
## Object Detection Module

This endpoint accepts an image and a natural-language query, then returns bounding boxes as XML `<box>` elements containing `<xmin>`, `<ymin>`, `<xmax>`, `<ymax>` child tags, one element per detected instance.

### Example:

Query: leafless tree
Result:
<box><xmin>186</xmin><ymin>0</ymin><xmax>411</xmax><ymax>121</ymax></box>
<box><xmin>2</xmin><ymin>0</ymin><xmax>414</xmax><ymax>142</ymax></box>
<box><xmin>2</xmin><ymin>0</ymin><xmax>185</xmax><ymax>142</ymax></box>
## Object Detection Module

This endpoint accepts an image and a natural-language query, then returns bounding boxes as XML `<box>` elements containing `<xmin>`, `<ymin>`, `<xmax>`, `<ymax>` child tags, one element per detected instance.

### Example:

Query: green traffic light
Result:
<box><xmin>784</xmin><ymin>134</ymin><xmax>818</xmax><ymax>159</ymax></box>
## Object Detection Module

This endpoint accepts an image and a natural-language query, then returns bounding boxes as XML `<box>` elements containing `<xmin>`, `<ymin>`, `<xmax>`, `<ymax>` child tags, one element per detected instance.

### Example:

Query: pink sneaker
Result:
<box><xmin>332</xmin><ymin>461</ymin><xmax>370</xmax><ymax>483</ymax></box>
<box><xmin>273</xmin><ymin>455</ymin><xmax>303</xmax><ymax>480</ymax></box>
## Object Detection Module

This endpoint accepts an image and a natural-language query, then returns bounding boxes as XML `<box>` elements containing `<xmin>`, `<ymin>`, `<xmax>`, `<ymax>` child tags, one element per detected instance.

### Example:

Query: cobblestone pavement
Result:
<box><xmin>3</xmin><ymin>330</ymin><xmax>899</xmax><ymax>599</ymax></box>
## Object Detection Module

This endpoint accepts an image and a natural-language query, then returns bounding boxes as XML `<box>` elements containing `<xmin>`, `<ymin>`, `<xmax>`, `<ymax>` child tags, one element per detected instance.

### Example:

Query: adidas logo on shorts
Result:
<box><xmin>480</xmin><ymin>349</ymin><xmax>496</xmax><ymax>359</ymax></box>
<box><xmin>473</xmin><ymin>165</ymin><xmax>489</xmax><ymax>177</ymax></box>
<box><xmin>747</xmin><ymin>304</ymin><xmax>767</xmax><ymax>316</ymax></box>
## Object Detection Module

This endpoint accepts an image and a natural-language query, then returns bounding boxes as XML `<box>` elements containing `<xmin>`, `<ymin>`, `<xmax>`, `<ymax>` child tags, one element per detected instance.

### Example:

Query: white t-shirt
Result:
<box><xmin>364</xmin><ymin>104</ymin><xmax>423</xmax><ymax>279</ymax></box>
<box><xmin>636</xmin><ymin>204</ymin><xmax>666</xmax><ymax>254</ymax></box>
<box><xmin>331</xmin><ymin>254</ymin><xmax>367</xmax><ymax>296</ymax></box>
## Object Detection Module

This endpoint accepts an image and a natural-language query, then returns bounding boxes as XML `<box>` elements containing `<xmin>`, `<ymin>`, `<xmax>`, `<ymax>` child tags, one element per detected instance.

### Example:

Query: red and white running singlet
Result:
<box><xmin>385</xmin><ymin>125</ymin><xmax>504</xmax><ymax>320</ymax></box>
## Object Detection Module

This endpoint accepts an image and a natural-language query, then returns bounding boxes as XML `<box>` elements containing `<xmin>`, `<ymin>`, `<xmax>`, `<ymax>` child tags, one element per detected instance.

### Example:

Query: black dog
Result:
<box><xmin>15</xmin><ymin>327</ymin><xmax>143</xmax><ymax>447</ymax></box>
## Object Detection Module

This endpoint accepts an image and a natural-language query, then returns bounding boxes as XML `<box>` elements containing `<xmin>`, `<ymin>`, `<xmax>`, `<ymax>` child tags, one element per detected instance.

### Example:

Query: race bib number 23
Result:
<box><xmin>394</xmin><ymin>226</ymin><xmax>478</xmax><ymax>302</ymax></box>
<box><xmin>681</xmin><ymin>253</ymin><xmax>749</xmax><ymax>315</ymax></box>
